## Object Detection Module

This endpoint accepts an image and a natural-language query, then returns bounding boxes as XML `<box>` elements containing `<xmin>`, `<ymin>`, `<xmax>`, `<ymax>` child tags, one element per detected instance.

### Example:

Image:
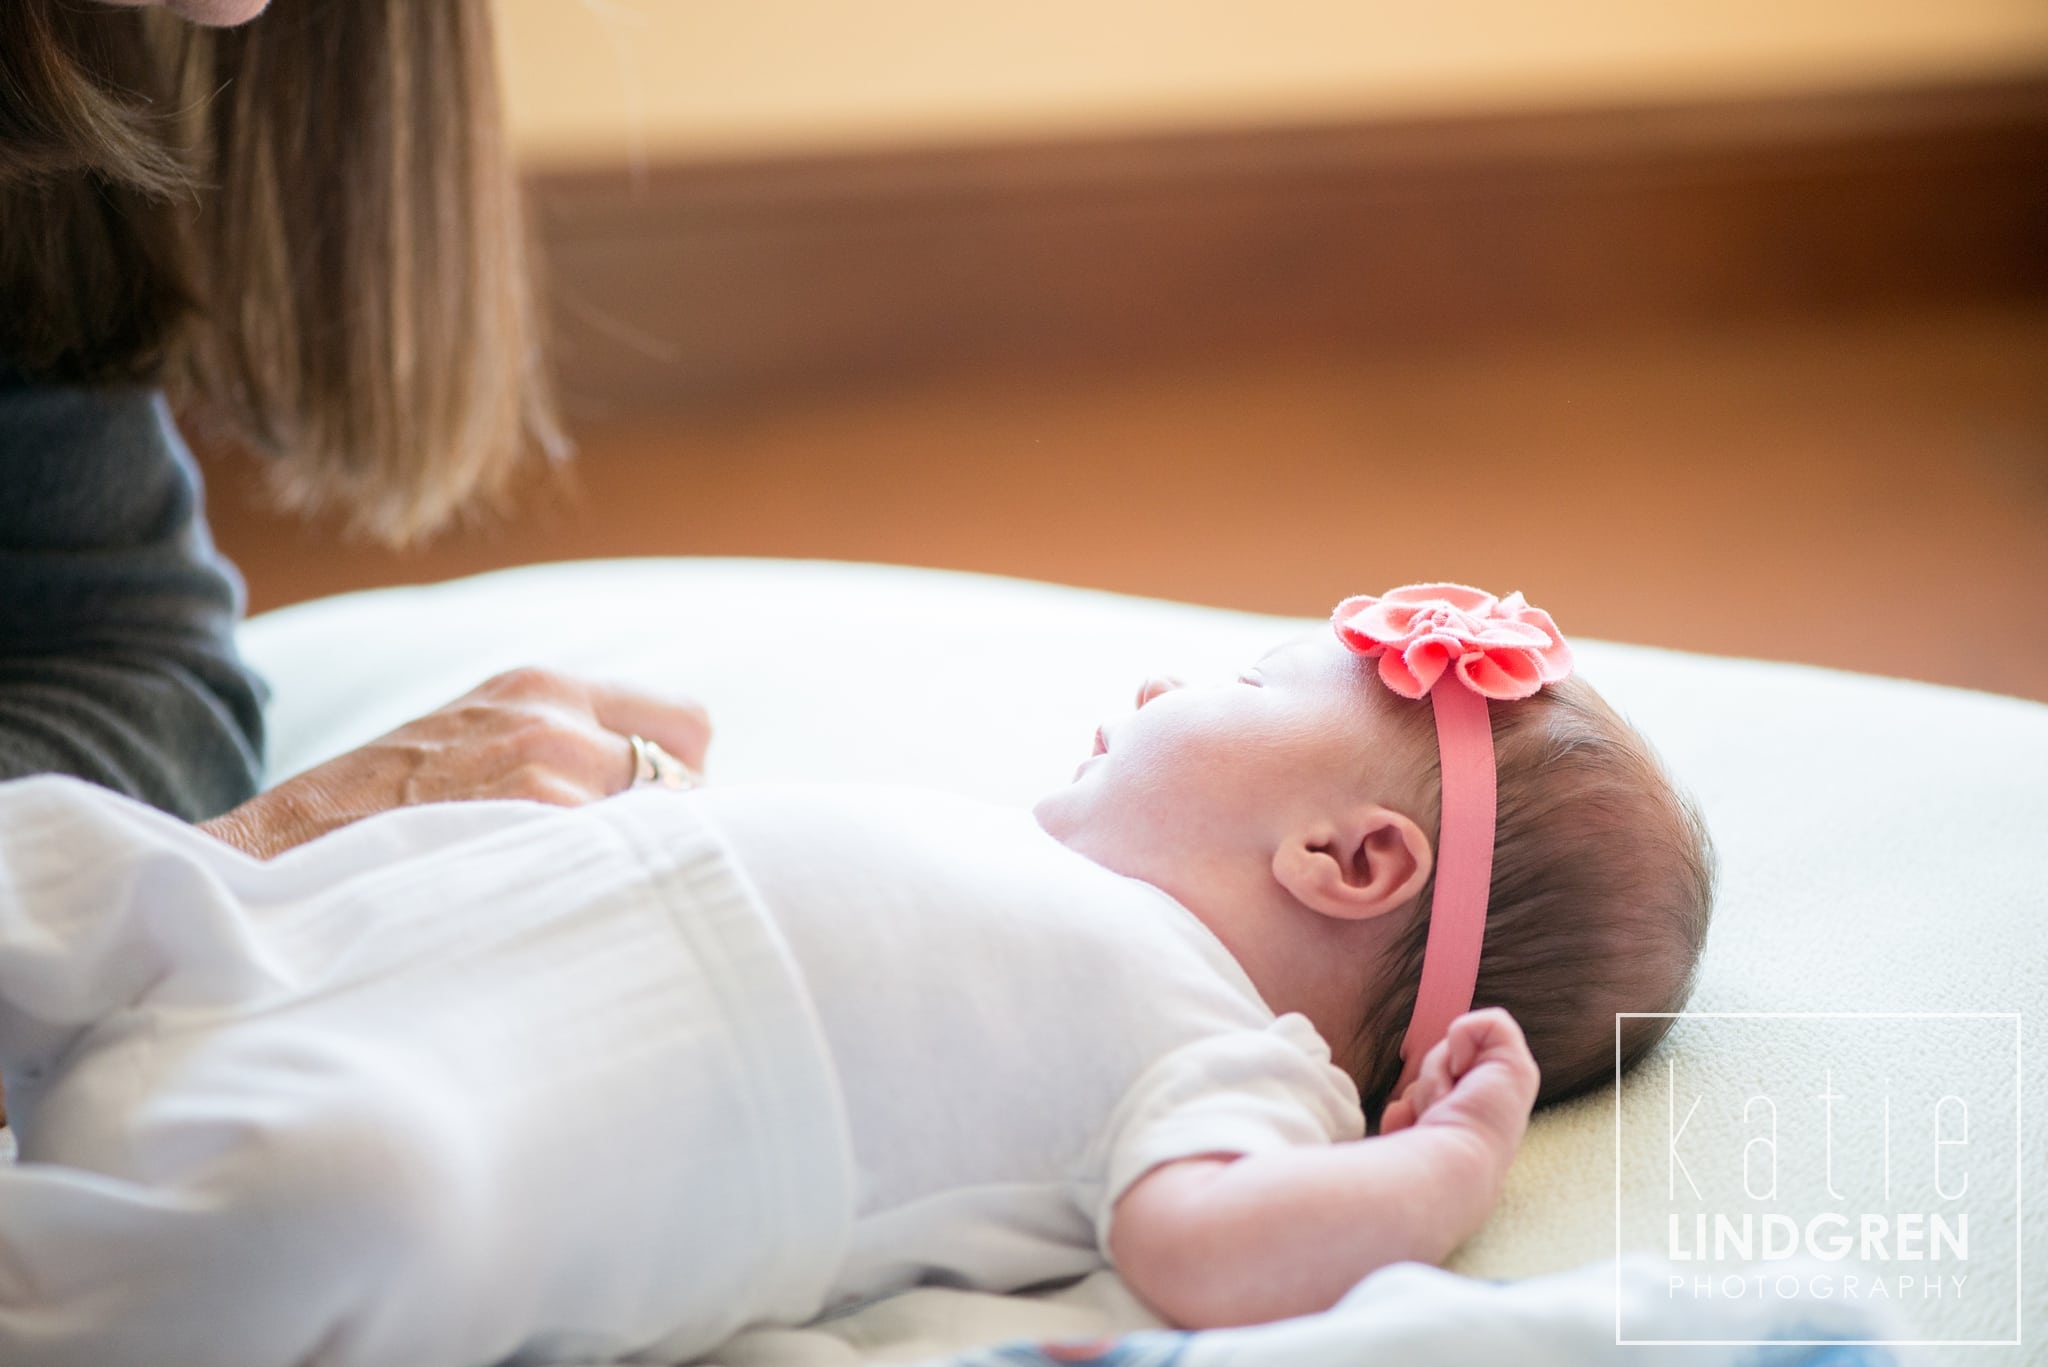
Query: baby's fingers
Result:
<box><xmin>1447</xmin><ymin>1009</ymin><xmax>1530</xmax><ymax>1068</ymax></box>
<box><xmin>1444</xmin><ymin>1008</ymin><xmax>1541</xmax><ymax>1102</ymax></box>
<box><xmin>1384</xmin><ymin>1011</ymin><xmax>1540</xmax><ymax>1135</ymax></box>
<box><xmin>1381</xmin><ymin>1073</ymin><xmax>1444</xmax><ymax>1133</ymax></box>
<box><xmin>1376</xmin><ymin>1036</ymin><xmax>1451</xmax><ymax>1133</ymax></box>
<box><xmin>1402</xmin><ymin>1038</ymin><xmax>1460</xmax><ymax>1119</ymax></box>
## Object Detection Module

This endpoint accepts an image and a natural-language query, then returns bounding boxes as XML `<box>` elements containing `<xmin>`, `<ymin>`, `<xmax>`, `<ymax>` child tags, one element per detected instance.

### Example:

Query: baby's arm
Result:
<box><xmin>1108</xmin><ymin>1007</ymin><xmax>1540</xmax><ymax>1329</ymax></box>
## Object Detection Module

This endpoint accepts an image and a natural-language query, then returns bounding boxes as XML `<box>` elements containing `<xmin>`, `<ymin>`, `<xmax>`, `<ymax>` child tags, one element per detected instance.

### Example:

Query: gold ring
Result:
<box><xmin>628</xmin><ymin>734</ymin><xmax>697</xmax><ymax>791</ymax></box>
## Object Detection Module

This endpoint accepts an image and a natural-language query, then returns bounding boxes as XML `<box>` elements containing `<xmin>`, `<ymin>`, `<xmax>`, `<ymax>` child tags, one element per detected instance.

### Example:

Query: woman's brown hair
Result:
<box><xmin>0</xmin><ymin>0</ymin><xmax>565</xmax><ymax>544</ymax></box>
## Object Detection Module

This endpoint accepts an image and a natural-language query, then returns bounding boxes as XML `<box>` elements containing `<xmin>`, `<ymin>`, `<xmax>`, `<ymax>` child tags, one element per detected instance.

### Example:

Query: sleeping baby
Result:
<box><xmin>0</xmin><ymin>584</ymin><xmax>1714</xmax><ymax>1367</ymax></box>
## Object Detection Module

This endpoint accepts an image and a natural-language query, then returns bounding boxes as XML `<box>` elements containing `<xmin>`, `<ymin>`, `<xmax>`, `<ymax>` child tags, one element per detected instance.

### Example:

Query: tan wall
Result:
<box><xmin>496</xmin><ymin>0</ymin><xmax>2048</xmax><ymax>167</ymax></box>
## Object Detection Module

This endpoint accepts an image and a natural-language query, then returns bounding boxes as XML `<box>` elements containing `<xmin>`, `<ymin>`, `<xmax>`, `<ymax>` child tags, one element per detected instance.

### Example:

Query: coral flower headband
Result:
<box><xmin>1331</xmin><ymin>584</ymin><xmax>1573</xmax><ymax>1100</ymax></box>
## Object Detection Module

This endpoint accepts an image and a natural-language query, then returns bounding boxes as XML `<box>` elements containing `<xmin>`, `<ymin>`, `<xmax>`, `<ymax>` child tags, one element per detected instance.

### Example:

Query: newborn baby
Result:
<box><xmin>0</xmin><ymin>585</ymin><xmax>1713</xmax><ymax>1367</ymax></box>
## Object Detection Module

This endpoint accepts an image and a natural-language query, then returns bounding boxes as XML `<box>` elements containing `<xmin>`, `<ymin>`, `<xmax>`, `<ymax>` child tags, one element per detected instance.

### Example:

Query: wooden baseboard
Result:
<box><xmin>525</xmin><ymin>76</ymin><xmax>2048</xmax><ymax>420</ymax></box>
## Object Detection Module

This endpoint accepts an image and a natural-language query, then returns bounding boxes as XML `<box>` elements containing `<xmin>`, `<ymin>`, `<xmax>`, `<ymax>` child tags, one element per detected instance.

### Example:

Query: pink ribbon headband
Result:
<box><xmin>1331</xmin><ymin>584</ymin><xmax>1573</xmax><ymax>1101</ymax></box>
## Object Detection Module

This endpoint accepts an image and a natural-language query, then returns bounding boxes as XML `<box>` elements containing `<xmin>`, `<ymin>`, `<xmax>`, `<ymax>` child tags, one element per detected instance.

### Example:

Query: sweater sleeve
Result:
<box><xmin>0</xmin><ymin>377</ymin><xmax>267</xmax><ymax>821</ymax></box>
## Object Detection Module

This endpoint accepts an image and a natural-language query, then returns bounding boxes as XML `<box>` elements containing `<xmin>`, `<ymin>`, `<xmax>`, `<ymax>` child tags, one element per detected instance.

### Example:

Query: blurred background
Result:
<box><xmin>198</xmin><ymin>0</ymin><xmax>2048</xmax><ymax>700</ymax></box>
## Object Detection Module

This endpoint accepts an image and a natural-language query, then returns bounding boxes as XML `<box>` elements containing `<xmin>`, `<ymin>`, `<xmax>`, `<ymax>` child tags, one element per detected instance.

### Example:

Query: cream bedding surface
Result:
<box><xmin>238</xmin><ymin>558</ymin><xmax>2043</xmax><ymax>1364</ymax></box>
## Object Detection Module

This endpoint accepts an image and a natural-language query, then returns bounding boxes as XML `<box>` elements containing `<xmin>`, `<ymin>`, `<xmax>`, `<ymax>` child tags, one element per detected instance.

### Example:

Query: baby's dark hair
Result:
<box><xmin>1350</xmin><ymin>674</ymin><xmax>1715</xmax><ymax>1128</ymax></box>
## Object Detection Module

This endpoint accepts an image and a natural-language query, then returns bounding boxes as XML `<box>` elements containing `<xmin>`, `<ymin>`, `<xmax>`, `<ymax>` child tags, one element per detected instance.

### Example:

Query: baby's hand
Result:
<box><xmin>1376</xmin><ymin>1007</ymin><xmax>1541</xmax><ymax>1166</ymax></box>
<box><xmin>1111</xmin><ymin>1007</ymin><xmax>1540</xmax><ymax>1328</ymax></box>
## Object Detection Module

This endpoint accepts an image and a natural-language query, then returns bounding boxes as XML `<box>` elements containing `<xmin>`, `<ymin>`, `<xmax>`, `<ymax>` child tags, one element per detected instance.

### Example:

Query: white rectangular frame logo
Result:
<box><xmin>1612</xmin><ymin>1011</ymin><xmax>2023</xmax><ymax>1348</ymax></box>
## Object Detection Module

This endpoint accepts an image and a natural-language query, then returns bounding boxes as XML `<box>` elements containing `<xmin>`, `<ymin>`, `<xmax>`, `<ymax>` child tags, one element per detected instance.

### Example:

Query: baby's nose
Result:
<box><xmin>1134</xmin><ymin>675</ymin><xmax>1184</xmax><ymax>708</ymax></box>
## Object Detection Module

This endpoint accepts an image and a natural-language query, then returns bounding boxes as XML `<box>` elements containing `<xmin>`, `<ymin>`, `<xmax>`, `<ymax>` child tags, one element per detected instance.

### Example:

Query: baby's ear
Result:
<box><xmin>1271</xmin><ymin>806</ymin><xmax>1432</xmax><ymax>922</ymax></box>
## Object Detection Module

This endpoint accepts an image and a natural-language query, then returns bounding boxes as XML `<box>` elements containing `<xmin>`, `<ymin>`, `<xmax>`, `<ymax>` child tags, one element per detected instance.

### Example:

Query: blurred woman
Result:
<box><xmin>0</xmin><ymin>0</ymin><xmax>709</xmax><ymax>858</ymax></box>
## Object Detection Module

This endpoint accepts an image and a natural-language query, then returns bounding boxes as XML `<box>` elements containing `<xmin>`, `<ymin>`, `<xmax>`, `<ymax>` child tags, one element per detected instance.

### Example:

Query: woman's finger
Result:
<box><xmin>582</xmin><ymin>680</ymin><xmax>714</xmax><ymax>775</ymax></box>
<box><xmin>452</xmin><ymin>672</ymin><xmax>708</xmax><ymax>795</ymax></box>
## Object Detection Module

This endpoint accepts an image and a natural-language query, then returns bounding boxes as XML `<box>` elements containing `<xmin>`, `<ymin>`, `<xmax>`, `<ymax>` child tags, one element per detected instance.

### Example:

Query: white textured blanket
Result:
<box><xmin>238</xmin><ymin>559</ymin><xmax>2041</xmax><ymax>1365</ymax></box>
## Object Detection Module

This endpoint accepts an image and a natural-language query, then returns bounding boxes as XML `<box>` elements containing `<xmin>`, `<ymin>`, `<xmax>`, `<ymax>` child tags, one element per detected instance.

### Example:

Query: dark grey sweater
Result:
<box><xmin>0</xmin><ymin>374</ymin><xmax>267</xmax><ymax>821</ymax></box>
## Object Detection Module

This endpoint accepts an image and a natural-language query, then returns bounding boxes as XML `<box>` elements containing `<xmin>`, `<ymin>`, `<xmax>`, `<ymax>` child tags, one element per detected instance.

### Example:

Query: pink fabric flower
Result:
<box><xmin>1331</xmin><ymin>583</ymin><xmax>1573</xmax><ymax>700</ymax></box>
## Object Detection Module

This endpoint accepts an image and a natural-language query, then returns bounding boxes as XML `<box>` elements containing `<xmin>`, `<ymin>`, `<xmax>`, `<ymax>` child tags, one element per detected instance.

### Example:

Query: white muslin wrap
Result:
<box><xmin>0</xmin><ymin>776</ymin><xmax>852</xmax><ymax>1367</ymax></box>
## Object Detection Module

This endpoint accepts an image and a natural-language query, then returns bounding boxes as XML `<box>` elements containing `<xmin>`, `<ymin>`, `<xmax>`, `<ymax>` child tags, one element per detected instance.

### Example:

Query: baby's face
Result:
<box><xmin>1034</xmin><ymin>633</ymin><xmax>1432</xmax><ymax>898</ymax></box>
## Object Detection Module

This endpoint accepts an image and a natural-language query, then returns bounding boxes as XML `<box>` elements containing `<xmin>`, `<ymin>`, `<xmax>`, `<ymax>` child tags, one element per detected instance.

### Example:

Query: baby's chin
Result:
<box><xmin>1032</xmin><ymin>778</ymin><xmax>1128</xmax><ymax>865</ymax></box>
<box><xmin>1030</xmin><ymin>785</ymin><xmax>1083</xmax><ymax>846</ymax></box>
<box><xmin>1031</xmin><ymin>783</ymin><xmax>1154</xmax><ymax>891</ymax></box>
<box><xmin>1031</xmin><ymin>748</ymin><xmax>1107</xmax><ymax>840</ymax></box>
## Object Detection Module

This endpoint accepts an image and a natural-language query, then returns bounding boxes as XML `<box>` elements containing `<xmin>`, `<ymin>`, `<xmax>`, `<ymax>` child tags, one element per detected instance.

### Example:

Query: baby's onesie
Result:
<box><xmin>692</xmin><ymin>783</ymin><xmax>1366</xmax><ymax>1310</ymax></box>
<box><xmin>0</xmin><ymin>776</ymin><xmax>1361</xmax><ymax>1367</ymax></box>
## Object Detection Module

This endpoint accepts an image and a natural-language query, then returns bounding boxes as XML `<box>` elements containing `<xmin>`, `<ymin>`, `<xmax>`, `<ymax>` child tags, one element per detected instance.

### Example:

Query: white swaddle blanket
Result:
<box><xmin>0</xmin><ymin>776</ymin><xmax>850</xmax><ymax>1367</ymax></box>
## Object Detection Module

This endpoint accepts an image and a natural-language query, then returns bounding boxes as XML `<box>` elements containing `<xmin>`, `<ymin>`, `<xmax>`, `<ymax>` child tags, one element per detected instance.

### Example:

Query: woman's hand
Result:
<box><xmin>198</xmin><ymin>668</ymin><xmax>711</xmax><ymax>859</ymax></box>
